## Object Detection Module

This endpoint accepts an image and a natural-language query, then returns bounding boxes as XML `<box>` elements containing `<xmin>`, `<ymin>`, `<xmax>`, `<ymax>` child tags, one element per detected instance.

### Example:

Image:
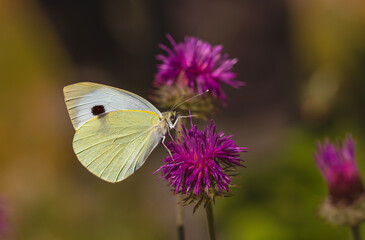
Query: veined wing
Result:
<box><xmin>64</xmin><ymin>82</ymin><xmax>162</xmax><ymax>129</ymax></box>
<box><xmin>73</xmin><ymin>110</ymin><xmax>162</xmax><ymax>183</ymax></box>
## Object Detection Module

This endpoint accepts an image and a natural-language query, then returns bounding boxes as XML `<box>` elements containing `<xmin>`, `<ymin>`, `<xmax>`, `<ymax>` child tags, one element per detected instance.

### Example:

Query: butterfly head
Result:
<box><xmin>162</xmin><ymin>111</ymin><xmax>177</xmax><ymax>129</ymax></box>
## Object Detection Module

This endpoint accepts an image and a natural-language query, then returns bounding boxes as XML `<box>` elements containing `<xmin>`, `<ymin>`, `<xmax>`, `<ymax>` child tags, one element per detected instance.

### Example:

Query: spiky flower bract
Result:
<box><xmin>149</xmin><ymin>80</ymin><xmax>216</xmax><ymax>120</ymax></box>
<box><xmin>314</xmin><ymin>135</ymin><xmax>365</xmax><ymax>226</ymax></box>
<box><xmin>154</xmin><ymin>34</ymin><xmax>244</xmax><ymax>104</ymax></box>
<box><xmin>156</xmin><ymin>119</ymin><xmax>247</xmax><ymax>211</ymax></box>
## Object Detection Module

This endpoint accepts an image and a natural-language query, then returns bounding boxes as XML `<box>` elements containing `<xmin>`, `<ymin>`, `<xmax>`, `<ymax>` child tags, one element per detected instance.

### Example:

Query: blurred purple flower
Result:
<box><xmin>314</xmin><ymin>135</ymin><xmax>364</xmax><ymax>204</ymax></box>
<box><xmin>154</xmin><ymin>34</ymin><xmax>244</xmax><ymax>103</ymax></box>
<box><xmin>156</xmin><ymin>119</ymin><xmax>247</xmax><ymax>206</ymax></box>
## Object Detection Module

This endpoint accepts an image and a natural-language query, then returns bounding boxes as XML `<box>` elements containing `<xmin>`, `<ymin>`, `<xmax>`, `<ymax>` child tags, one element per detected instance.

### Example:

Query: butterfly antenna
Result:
<box><xmin>172</xmin><ymin>89</ymin><xmax>209</xmax><ymax>111</ymax></box>
<box><xmin>171</xmin><ymin>93</ymin><xmax>186</xmax><ymax>111</ymax></box>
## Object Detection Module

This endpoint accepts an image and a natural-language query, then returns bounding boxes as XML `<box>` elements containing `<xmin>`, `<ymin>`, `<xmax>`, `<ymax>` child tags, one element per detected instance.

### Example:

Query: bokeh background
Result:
<box><xmin>1</xmin><ymin>0</ymin><xmax>365</xmax><ymax>239</ymax></box>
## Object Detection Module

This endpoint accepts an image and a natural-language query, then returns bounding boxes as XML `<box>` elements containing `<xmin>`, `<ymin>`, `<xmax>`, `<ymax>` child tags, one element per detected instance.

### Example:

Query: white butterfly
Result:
<box><xmin>64</xmin><ymin>82</ymin><xmax>179</xmax><ymax>183</ymax></box>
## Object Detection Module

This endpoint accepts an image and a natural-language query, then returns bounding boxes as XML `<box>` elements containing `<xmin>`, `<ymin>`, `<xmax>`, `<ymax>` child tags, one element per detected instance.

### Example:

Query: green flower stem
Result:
<box><xmin>175</xmin><ymin>121</ymin><xmax>185</xmax><ymax>240</ymax></box>
<box><xmin>205</xmin><ymin>201</ymin><xmax>216</xmax><ymax>240</ymax></box>
<box><xmin>351</xmin><ymin>225</ymin><xmax>361</xmax><ymax>240</ymax></box>
<box><xmin>176</xmin><ymin>194</ymin><xmax>184</xmax><ymax>240</ymax></box>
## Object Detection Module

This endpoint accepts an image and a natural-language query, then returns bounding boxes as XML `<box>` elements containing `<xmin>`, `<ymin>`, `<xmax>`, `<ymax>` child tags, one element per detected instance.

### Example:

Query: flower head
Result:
<box><xmin>314</xmin><ymin>135</ymin><xmax>364</xmax><ymax>204</ymax></box>
<box><xmin>314</xmin><ymin>135</ymin><xmax>365</xmax><ymax>226</ymax></box>
<box><xmin>154</xmin><ymin>34</ymin><xmax>244</xmax><ymax>103</ymax></box>
<box><xmin>156</xmin><ymin>119</ymin><xmax>247</xmax><ymax>210</ymax></box>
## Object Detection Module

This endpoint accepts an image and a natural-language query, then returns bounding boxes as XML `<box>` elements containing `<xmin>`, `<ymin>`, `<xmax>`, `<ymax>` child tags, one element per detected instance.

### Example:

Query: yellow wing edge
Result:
<box><xmin>73</xmin><ymin>109</ymin><xmax>161</xmax><ymax>134</ymax></box>
<box><xmin>63</xmin><ymin>82</ymin><xmax>161</xmax><ymax>129</ymax></box>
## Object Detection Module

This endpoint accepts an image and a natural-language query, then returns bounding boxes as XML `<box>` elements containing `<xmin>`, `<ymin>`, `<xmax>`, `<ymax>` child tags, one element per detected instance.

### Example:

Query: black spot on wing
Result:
<box><xmin>92</xmin><ymin>105</ymin><xmax>105</xmax><ymax>115</ymax></box>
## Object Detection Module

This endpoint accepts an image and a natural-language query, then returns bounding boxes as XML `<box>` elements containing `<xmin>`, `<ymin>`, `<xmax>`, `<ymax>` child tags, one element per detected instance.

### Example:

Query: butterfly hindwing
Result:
<box><xmin>64</xmin><ymin>82</ymin><xmax>162</xmax><ymax>130</ymax></box>
<box><xmin>73</xmin><ymin>110</ymin><xmax>162</xmax><ymax>183</ymax></box>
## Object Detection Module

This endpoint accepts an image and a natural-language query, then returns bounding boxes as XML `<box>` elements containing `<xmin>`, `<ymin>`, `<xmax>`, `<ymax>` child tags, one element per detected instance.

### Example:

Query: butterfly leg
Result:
<box><xmin>161</xmin><ymin>136</ymin><xmax>175</xmax><ymax>163</ymax></box>
<box><xmin>166</xmin><ymin>125</ymin><xmax>176</xmax><ymax>143</ymax></box>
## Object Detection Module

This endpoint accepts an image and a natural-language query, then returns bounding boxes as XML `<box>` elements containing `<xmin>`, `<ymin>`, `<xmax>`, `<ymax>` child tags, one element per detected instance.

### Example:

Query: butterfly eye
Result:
<box><xmin>91</xmin><ymin>105</ymin><xmax>105</xmax><ymax>115</ymax></box>
<box><xmin>169</xmin><ymin>111</ymin><xmax>176</xmax><ymax>120</ymax></box>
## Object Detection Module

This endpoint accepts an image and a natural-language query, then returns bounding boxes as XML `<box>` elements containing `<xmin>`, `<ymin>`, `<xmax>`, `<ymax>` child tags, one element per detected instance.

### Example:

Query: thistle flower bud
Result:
<box><xmin>314</xmin><ymin>135</ymin><xmax>365</xmax><ymax>226</ymax></box>
<box><xmin>150</xmin><ymin>77</ymin><xmax>216</xmax><ymax>120</ymax></box>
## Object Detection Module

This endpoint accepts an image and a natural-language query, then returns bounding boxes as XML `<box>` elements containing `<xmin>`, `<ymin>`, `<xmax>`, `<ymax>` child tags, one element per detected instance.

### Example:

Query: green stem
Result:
<box><xmin>176</xmin><ymin>194</ymin><xmax>184</xmax><ymax>240</ymax></box>
<box><xmin>351</xmin><ymin>225</ymin><xmax>361</xmax><ymax>240</ymax></box>
<box><xmin>175</xmin><ymin>122</ymin><xmax>185</xmax><ymax>240</ymax></box>
<box><xmin>205</xmin><ymin>201</ymin><xmax>216</xmax><ymax>240</ymax></box>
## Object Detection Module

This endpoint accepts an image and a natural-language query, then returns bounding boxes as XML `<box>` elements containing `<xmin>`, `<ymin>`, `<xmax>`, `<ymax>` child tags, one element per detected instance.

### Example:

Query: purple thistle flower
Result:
<box><xmin>314</xmin><ymin>135</ymin><xmax>364</xmax><ymax>204</ymax></box>
<box><xmin>156</xmin><ymin>119</ymin><xmax>247</xmax><ymax>207</ymax></box>
<box><xmin>154</xmin><ymin>34</ymin><xmax>244</xmax><ymax>103</ymax></box>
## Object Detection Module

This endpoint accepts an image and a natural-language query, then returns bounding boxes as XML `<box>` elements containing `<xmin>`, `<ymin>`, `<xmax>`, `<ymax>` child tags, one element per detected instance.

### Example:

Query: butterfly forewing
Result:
<box><xmin>73</xmin><ymin>110</ymin><xmax>162</xmax><ymax>183</ymax></box>
<box><xmin>64</xmin><ymin>82</ymin><xmax>162</xmax><ymax>129</ymax></box>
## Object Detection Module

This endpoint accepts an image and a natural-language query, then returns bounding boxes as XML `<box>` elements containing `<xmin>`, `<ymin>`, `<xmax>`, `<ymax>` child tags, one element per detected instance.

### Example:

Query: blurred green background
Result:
<box><xmin>1</xmin><ymin>0</ymin><xmax>365</xmax><ymax>239</ymax></box>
